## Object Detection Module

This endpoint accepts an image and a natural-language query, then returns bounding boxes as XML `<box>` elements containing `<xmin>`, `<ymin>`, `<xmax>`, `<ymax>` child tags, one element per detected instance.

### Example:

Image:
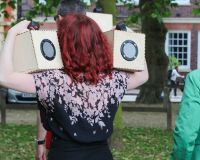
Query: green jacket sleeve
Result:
<box><xmin>170</xmin><ymin>70</ymin><xmax>200</xmax><ymax>160</ymax></box>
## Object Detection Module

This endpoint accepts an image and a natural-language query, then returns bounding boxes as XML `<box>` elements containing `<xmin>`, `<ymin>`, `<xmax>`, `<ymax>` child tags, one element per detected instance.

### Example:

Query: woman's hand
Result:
<box><xmin>8</xmin><ymin>20</ymin><xmax>30</xmax><ymax>36</ymax></box>
<box><xmin>35</xmin><ymin>144</ymin><xmax>47</xmax><ymax>160</ymax></box>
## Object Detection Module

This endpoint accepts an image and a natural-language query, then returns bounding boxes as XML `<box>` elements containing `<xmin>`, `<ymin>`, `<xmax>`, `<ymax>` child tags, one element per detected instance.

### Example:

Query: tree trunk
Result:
<box><xmin>136</xmin><ymin>0</ymin><xmax>169</xmax><ymax>104</ymax></box>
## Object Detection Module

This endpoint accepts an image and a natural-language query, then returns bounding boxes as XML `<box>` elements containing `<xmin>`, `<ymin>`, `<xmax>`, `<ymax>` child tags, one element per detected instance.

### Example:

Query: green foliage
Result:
<box><xmin>193</xmin><ymin>8</ymin><xmax>200</xmax><ymax>15</ymax></box>
<box><xmin>123</xmin><ymin>0</ymin><xmax>177</xmax><ymax>24</ymax></box>
<box><xmin>0</xmin><ymin>0</ymin><xmax>59</xmax><ymax>20</ymax></box>
<box><xmin>193</xmin><ymin>0</ymin><xmax>200</xmax><ymax>15</ymax></box>
<box><xmin>0</xmin><ymin>0</ymin><xmax>16</xmax><ymax>19</ymax></box>
<box><xmin>168</xmin><ymin>55</ymin><xmax>180</xmax><ymax>69</ymax></box>
<box><xmin>0</xmin><ymin>125</ymin><xmax>173</xmax><ymax>160</ymax></box>
<box><xmin>23</xmin><ymin>0</ymin><xmax>60</xmax><ymax>20</ymax></box>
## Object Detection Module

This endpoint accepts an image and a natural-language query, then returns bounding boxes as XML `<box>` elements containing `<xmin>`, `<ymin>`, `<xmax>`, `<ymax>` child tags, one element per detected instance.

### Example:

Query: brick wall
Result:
<box><xmin>170</xmin><ymin>1</ymin><xmax>196</xmax><ymax>18</ymax></box>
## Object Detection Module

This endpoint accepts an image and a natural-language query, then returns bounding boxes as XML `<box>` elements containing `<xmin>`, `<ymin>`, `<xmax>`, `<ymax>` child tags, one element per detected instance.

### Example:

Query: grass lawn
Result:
<box><xmin>0</xmin><ymin>125</ymin><xmax>173</xmax><ymax>160</ymax></box>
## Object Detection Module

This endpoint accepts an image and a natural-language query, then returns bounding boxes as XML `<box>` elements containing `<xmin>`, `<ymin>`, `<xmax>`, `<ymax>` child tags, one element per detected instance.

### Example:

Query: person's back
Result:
<box><xmin>171</xmin><ymin>68</ymin><xmax>178</xmax><ymax>82</ymax></box>
<box><xmin>34</xmin><ymin>13</ymin><xmax>128</xmax><ymax>160</ymax></box>
<box><xmin>170</xmin><ymin>66</ymin><xmax>184</xmax><ymax>82</ymax></box>
<box><xmin>34</xmin><ymin>69</ymin><xmax>129</xmax><ymax>141</ymax></box>
<box><xmin>170</xmin><ymin>66</ymin><xmax>184</xmax><ymax>96</ymax></box>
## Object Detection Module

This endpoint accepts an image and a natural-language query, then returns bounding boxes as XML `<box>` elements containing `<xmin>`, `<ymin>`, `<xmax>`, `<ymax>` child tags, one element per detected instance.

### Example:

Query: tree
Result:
<box><xmin>136</xmin><ymin>0</ymin><xmax>173</xmax><ymax>103</ymax></box>
<box><xmin>121</xmin><ymin>0</ymin><xmax>175</xmax><ymax>103</ymax></box>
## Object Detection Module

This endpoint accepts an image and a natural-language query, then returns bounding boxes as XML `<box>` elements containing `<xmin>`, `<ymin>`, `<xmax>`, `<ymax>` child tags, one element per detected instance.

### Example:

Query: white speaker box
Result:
<box><xmin>13</xmin><ymin>30</ymin><xmax>63</xmax><ymax>73</ymax></box>
<box><xmin>86</xmin><ymin>12</ymin><xmax>113</xmax><ymax>32</ymax></box>
<box><xmin>104</xmin><ymin>30</ymin><xmax>145</xmax><ymax>71</ymax></box>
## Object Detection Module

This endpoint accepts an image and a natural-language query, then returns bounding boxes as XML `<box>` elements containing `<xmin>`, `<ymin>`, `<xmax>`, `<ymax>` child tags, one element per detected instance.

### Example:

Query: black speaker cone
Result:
<box><xmin>120</xmin><ymin>40</ymin><xmax>138</xmax><ymax>61</ymax></box>
<box><xmin>40</xmin><ymin>39</ymin><xmax>56</xmax><ymax>61</ymax></box>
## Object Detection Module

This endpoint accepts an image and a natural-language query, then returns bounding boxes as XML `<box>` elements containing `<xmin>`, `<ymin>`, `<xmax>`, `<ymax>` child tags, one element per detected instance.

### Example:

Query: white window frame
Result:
<box><xmin>165</xmin><ymin>30</ymin><xmax>191</xmax><ymax>71</ymax></box>
<box><xmin>171</xmin><ymin>0</ymin><xmax>191</xmax><ymax>5</ymax></box>
<box><xmin>116</xmin><ymin>0</ymin><xmax>139</xmax><ymax>6</ymax></box>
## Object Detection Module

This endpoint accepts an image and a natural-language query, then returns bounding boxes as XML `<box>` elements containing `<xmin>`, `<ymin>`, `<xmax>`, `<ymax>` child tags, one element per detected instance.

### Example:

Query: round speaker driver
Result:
<box><xmin>40</xmin><ymin>39</ymin><xmax>56</xmax><ymax>61</ymax></box>
<box><xmin>120</xmin><ymin>40</ymin><xmax>138</xmax><ymax>61</ymax></box>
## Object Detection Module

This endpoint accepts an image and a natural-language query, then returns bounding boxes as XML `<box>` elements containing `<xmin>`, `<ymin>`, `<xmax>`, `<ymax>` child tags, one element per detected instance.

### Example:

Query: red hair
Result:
<box><xmin>57</xmin><ymin>13</ymin><xmax>113</xmax><ymax>84</ymax></box>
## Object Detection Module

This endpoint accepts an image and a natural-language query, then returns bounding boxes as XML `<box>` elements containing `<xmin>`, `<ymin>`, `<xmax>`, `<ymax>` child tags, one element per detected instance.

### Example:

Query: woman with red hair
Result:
<box><xmin>0</xmin><ymin>13</ymin><xmax>148</xmax><ymax>160</ymax></box>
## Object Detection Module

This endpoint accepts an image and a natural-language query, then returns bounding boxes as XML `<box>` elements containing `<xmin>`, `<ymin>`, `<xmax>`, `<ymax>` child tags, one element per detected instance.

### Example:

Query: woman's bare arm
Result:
<box><xmin>0</xmin><ymin>20</ymin><xmax>36</xmax><ymax>93</ymax></box>
<box><xmin>127</xmin><ymin>59</ymin><xmax>149</xmax><ymax>90</ymax></box>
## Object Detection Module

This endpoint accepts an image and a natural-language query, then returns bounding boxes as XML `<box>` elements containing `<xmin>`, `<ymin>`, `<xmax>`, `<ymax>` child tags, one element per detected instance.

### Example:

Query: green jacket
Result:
<box><xmin>170</xmin><ymin>69</ymin><xmax>200</xmax><ymax>160</ymax></box>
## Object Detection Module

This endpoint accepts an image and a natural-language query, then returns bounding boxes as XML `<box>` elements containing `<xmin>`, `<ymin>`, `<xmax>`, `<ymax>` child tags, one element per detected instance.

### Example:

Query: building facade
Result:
<box><xmin>163</xmin><ymin>0</ymin><xmax>200</xmax><ymax>72</ymax></box>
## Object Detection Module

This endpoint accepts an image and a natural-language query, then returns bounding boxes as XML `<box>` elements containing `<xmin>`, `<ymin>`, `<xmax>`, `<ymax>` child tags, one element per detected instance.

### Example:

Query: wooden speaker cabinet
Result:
<box><xmin>104</xmin><ymin>30</ymin><xmax>145</xmax><ymax>71</ymax></box>
<box><xmin>86</xmin><ymin>12</ymin><xmax>113</xmax><ymax>32</ymax></box>
<box><xmin>13</xmin><ymin>30</ymin><xmax>63</xmax><ymax>73</ymax></box>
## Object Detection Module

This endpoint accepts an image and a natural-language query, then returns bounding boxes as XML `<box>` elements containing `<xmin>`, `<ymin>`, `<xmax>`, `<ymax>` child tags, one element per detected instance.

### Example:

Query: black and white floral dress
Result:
<box><xmin>33</xmin><ymin>69</ymin><xmax>129</xmax><ymax>160</ymax></box>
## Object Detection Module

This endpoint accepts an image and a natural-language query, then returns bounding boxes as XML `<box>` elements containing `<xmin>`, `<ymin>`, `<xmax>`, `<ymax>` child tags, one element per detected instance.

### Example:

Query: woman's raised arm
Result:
<box><xmin>0</xmin><ymin>20</ymin><xmax>36</xmax><ymax>93</ymax></box>
<box><xmin>127</xmin><ymin>59</ymin><xmax>149</xmax><ymax>90</ymax></box>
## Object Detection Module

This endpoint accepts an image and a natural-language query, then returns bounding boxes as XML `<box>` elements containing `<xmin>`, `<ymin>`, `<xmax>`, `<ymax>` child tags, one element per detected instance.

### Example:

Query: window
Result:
<box><xmin>116</xmin><ymin>0</ymin><xmax>139</xmax><ymax>6</ymax></box>
<box><xmin>171</xmin><ymin>0</ymin><xmax>190</xmax><ymax>5</ymax></box>
<box><xmin>165</xmin><ymin>31</ymin><xmax>191</xmax><ymax>70</ymax></box>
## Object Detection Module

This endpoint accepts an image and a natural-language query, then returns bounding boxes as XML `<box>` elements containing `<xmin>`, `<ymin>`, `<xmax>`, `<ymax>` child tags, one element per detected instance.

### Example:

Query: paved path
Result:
<box><xmin>122</xmin><ymin>89</ymin><xmax>183</xmax><ymax>103</ymax></box>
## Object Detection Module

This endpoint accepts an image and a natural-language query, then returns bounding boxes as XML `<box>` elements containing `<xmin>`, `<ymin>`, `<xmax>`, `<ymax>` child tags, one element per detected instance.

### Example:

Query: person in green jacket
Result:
<box><xmin>170</xmin><ymin>69</ymin><xmax>200</xmax><ymax>160</ymax></box>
